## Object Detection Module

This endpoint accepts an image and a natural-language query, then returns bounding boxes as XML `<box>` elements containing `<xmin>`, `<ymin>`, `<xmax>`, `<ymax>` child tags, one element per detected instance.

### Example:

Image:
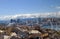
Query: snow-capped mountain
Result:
<box><xmin>0</xmin><ymin>14</ymin><xmax>39</xmax><ymax>20</ymax></box>
<box><xmin>0</xmin><ymin>12</ymin><xmax>60</xmax><ymax>20</ymax></box>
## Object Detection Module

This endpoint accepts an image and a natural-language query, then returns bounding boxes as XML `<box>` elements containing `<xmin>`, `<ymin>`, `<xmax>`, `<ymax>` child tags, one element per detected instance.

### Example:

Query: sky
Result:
<box><xmin>0</xmin><ymin>0</ymin><xmax>60</xmax><ymax>16</ymax></box>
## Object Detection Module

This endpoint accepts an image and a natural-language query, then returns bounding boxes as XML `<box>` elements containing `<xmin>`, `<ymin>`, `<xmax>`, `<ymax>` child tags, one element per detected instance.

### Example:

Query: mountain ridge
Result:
<box><xmin>0</xmin><ymin>13</ymin><xmax>60</xmax><ymax>20</ymax></box>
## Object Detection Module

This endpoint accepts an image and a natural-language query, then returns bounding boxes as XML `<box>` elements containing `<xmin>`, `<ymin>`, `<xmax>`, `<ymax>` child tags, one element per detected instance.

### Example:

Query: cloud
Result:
<box><xmin>56</xmin><ymin>6</ymin><xmax>60</xmax><ymax>9</ymax></box>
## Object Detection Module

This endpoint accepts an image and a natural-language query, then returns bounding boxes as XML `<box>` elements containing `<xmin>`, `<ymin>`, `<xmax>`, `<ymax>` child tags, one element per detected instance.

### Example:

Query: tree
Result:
<box><xmin>17</xmin><ymin>19</ymin><xmax>20</xmax><ymax>23</ymax></box>
<box><xmin>38</xmin><ymin>17</ymin><xmax>41</xmax><ymax>24</ymax></box>
<box><xmin>10</xmin><ymin>19</ymin><xmax>16</xmax><ymax>23</ymax></box>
